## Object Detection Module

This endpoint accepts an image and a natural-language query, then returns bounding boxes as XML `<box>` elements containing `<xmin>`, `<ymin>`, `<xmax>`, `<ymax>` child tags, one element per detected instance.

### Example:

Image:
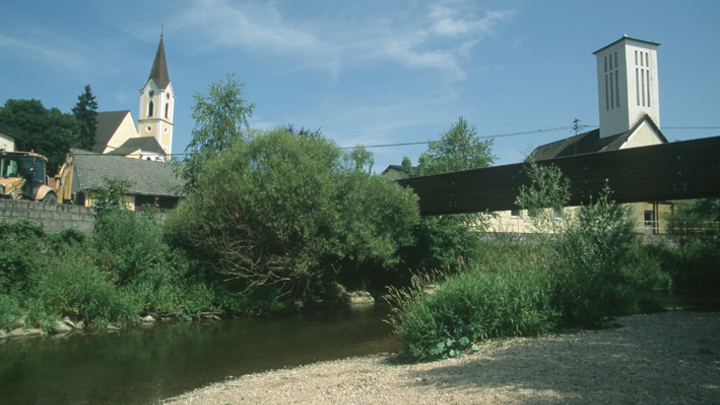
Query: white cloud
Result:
<box><xmin>166</xmin><ymin>0</ymin><xmax>514</xmax><ymax>79</ymax></box>
<box><xmin>0</xmin><ymin>34</ymin><xmax>89</xmax><ymax>71</ymax></box>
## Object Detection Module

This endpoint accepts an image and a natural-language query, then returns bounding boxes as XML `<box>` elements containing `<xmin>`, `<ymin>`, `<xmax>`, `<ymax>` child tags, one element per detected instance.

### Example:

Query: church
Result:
<box><xmin>496</xmin><ymin>36</ymin><xmax>671</xmax><ymax>235</ymax></box>
<box><xmin>92</xmin><ymin>32</ymin><xmax>175</xmax><ymax>161</ymax></box>
<box><xmin>64</xmin><ymin>33</ymin><xmax>185</xmax><ymax>211</ymax></box>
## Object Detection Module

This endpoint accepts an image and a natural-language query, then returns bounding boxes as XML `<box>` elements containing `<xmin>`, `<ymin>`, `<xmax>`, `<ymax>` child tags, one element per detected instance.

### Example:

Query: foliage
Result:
<box><xmin>87</xmin><ymin>177</ymin><xmax>135</xmax><ymax>212</ymax></box>
<box><xmin>0</xmin><ymin>220</ymin><xmax>45</xmax><ymax>294</ymax></box>
<box><xmin>416</xmin><ymin>116</ymin><xmax>496</xmax><ymax>176</ymax></box>
<box><xmin>0</xmin><ymin>293</ymin><xmax>22</xmax><ymax>332</ymax></box>
<box><xmin>167</xmin><ymin>127</ymin><xmax>420</xmax><ymax>304</ymax></box>
<box><xmin>666</xmin><ymin>199</ymin><xmax>720</xmax><ymax>238</ymax></box>
<box><xmin>33</xmin><ymin>250</ymin><xmax>137</xmax><ymax>327</ymax></box>
<box><xmin>390</xmin><ymin>163</ymin><xmax>675</xmax><ymax>361</ymax></box>
<box><xmin>515</xmin><ymin>160</ymin><xmax>571</xmax><ymax>234</ymax></box>
<box><xmin>388</xmin><ymin>250</ymin><xmax>560</xmax><ymax>361</ymax></box>
<box><xmin>646</xmin><ymin>238</ymin><xmax>720</xmax><ymax>296</ymax></box>
<box><xmin>0</xmin><ymin>98</ymin><xmax>81</xmax><ymax>175</ymax></box>
<box><xmin>71</xmin><ymin>84</ymin><xmax>99</xmax><ymax>151</ymax></box>
<box><xmin>400</xmin><ymin>117</ymin><xmax>496</xmax><ymax>272</ymax></box>
<box><xmin>551</xmin><ymin>184</ymin><xmax>640</xmax><ymax>328</ymax></box>
<box><xmin>176</xmin><ymin>74</ymin><xmax>255</xmax><ymax>194</ymax></box>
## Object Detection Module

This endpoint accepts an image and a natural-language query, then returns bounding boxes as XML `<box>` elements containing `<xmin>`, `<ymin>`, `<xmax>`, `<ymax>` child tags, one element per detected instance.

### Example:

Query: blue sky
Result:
<box><xmin>1</xmin><ymin>0</ymin><xmax>718</xmax><ymax>172</ymax></box>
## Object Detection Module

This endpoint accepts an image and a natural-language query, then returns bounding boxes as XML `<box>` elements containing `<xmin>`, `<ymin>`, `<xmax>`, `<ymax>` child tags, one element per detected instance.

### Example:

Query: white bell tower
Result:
<box><xmin>594</xmin><ymin>36</ymin><xmax>660</xmax><ymax>139</ymax></box>
<box><xmin>138</xmin><ymin>29</ymin><xmax>175</xmax><ymax>154</ymax></box>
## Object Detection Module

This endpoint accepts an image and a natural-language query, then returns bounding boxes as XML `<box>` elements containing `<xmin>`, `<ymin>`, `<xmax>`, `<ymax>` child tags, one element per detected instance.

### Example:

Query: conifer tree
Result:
<box><xmin>72</xmin><ymin>84</ymin><xmax>99</xmax><ymax>150</ymax></box>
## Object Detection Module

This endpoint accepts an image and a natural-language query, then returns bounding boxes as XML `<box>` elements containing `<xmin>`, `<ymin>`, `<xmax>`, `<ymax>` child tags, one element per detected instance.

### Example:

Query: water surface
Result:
<box><xmin>0</xmin><ymin>304</ymin><xmax>401</xmax><ymax>405</ymax></box>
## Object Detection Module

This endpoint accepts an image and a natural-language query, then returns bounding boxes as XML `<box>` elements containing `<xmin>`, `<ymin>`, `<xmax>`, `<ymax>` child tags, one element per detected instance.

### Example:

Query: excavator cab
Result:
<box><xmin>0</xmin><ymin>151</ymin><xmax>57</xmax><ymax>203</ymax></box>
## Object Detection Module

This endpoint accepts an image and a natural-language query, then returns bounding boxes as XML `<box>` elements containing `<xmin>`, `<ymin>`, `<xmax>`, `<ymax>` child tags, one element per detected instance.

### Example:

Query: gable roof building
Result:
<box><xmin>69</xmin><ymin>148</ymin><xmax>185</xmax><ymax>210</ymax></box>
<box><xmin>532</xmin><ymin>36</ymin><xmax>666</xmax><ymax>160</ymax></box>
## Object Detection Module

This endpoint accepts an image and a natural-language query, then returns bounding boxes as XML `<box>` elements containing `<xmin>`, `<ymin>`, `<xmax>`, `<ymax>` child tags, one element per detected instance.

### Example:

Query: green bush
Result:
<box><xmin>0</xmin><ymin>220</ymin><xmax>45</xmax><ymax>294</ymax></box>
<box><xmin>93</xmin><ymin>207</ymin><xmax>170</xmax><ymax>286</ymax></box>
<box><xmin>648</xmin><ymin>238</ymin><xmax>720</xmax><ymax>295</ymax></box>
<box><xmin>389</xmin><ymin>252</ymin><xmax>560</xmax><ymax>361</ymax></box>
<box><xmin>168</xmin><ymin>128</ymin><xmax>419</xmax><ymax>305</ymax></box>
<box><xmin>33</xmin><ymin>251</ymin><xmax>137</xmax><ymax>327</ymax></box>
<box><xmin>0</xmin><ymin>293</ymin><xmax>22</xmax><ymax>332</ymax></box>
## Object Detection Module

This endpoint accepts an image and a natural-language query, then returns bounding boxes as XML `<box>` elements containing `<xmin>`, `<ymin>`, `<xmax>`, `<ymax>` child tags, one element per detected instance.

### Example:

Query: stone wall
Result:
<box><xmin>0</xmin><ymin>199</ymin><xmax>96</xmax><ymax>234</ymax></box>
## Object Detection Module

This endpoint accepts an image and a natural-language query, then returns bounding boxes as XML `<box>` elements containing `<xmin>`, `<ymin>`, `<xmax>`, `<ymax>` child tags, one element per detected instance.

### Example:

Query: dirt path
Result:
<box><xmin>161</xmin><ymin>311</ymin><xmax>720</xmax><ymax>404</ymax></box>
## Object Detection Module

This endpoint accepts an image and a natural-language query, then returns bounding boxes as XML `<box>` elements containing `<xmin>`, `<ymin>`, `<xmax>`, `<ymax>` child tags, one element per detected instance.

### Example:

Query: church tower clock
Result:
<box><xmin>138</xmin><ymin>31</ymin><xmax>175</xmax><ymax>155</ymax></box>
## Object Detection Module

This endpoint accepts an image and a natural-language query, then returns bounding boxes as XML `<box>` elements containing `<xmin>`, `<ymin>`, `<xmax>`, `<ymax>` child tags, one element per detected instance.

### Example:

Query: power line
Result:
<box><xmin>67</xmin><ymin>125</ymin><xmax>719</xmax><ymax>157</ymax></box>
<box><xmin>340</xmin><ymin>125</ymin><xmax>584</xmax><ymax>150</ymax></box>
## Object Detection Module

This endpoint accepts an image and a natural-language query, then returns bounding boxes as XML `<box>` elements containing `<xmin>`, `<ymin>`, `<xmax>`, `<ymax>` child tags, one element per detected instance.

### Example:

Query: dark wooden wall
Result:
<box><xmin>397</xmin><ymin>136</ymin><xmax>720</xmax><ymax>216</ymax></box>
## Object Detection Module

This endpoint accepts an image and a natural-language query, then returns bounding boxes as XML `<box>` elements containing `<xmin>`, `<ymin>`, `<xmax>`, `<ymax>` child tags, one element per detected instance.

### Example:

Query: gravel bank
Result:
<box><xmin>161</xmin><ymin>311</ymin><xmax>719</xmax><ymax>404</ymax></box>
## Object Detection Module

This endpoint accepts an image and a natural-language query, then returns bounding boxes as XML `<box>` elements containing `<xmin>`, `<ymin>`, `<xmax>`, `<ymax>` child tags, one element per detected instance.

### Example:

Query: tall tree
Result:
<box><xmin>417</xmin><ymin>116</ymin><xmax>496</xmax><ymax>175</ymax></box>
<box><xmin>168</xmin><ymin>128</ymin><xmax>419</xmax><ymax>303</ymax></box>
<box><xmin>177</xmin><ymin>74</ymin><xmax>255</xmax><ymax>194</ymax></box>
<box><xmin>72</xmin><ymin>85</ymin><xmax>99</xmax><ymax>150</ymax></box>
<box><xmin>401</xmin><ymin>117</ymin><xmax>497</xmax><ymax>271</ymax></box>
<box><xmin>0</xmin><ymin>99</ymin><xmax>80</xmax><ymax>176</ymax></box>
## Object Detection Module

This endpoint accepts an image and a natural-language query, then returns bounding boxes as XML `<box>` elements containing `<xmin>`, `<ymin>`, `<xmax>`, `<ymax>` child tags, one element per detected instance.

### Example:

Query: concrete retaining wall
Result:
<box><xmin>0</xmin><ymin>199</ymin><xmax>96</xmax><ymax>234</ymax></box>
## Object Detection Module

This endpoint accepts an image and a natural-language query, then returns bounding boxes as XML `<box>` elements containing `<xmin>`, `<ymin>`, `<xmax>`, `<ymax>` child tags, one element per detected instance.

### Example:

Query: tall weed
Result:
<box><xmin>389</xmin><ymin>253</ymin><xmax>559</xmax><ymax>361</ymax></box>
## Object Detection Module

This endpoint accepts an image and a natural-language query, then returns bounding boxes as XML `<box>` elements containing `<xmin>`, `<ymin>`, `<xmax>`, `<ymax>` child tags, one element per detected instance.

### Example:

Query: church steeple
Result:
<box><xmin>138</xmin><ymin>29</ymin><xmax>175</xmax><ymax>155</ymax></box>
<box><xmin>147</xmin><ymin>30</ymin><xmax>170</xmax><ymax>90</ymax></box>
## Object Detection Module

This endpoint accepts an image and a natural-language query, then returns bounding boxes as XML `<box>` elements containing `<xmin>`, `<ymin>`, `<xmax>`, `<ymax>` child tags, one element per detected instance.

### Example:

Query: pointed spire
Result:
<box><xmin>147</xmin><ymin>29</ymin><xmax>170</xmax><ymax>90</ymax></box>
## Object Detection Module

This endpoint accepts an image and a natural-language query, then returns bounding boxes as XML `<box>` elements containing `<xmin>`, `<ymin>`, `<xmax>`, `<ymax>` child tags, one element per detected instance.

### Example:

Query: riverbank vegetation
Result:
<box><xmin>1</xmin><ymin>76</ymin><xmax>717</xmax><ymax>351</ymax></box>
<box><xmin>388</xmin><ymin>162</ymin><xmax>718</xmax><ymax>361</ymax></box>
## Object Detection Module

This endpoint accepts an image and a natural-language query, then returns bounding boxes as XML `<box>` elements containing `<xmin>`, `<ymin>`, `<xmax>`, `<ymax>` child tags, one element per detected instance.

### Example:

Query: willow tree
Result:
<box><xmin>168</xmin><ymin>128</ymin><xmax>420</xmax><ymax>303</ymax></box>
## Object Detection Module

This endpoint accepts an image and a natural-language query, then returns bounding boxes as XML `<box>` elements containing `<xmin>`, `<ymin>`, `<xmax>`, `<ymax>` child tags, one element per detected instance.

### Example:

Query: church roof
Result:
<box><xmin>593</xmin><ymin>35</ymin><xmax>661</xmax><ymax>55</ymax></box>
<box><xmin>70</xmin><ymin>148</ymin><xmax>184</xmax><ymax>197</ymax></box>
<box><xmin>530</xmin><ymin>116</ymin><xmax>667</xmax><ymax>161</ymax></box>
<box><xmin>93</xmin><ymin>110</ymin><xmax>132</xmax><ymax>153</ymax></box>
<box><xmin>106</xmin><ymin>137</ymin><xmax>166</xmax><ymax>156</ymax></box>
<box><xmin>146</xmin><ymin>35</ymin><xmax>170</xmax><ymax>90</ymax></box>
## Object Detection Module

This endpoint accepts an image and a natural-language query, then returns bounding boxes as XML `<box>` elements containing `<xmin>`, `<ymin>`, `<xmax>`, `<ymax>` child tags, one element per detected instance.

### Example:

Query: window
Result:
<box><xmin>615</xmin><ymin>68</ymin><xmax>620</xmax><ymax>108</ymax></box>
<box><xmin>646</xmin><ymin>70</ymin><xmax>651</xmax><ymax>107</ymax></box>
<box><xmin>148</xmin><ymin>100</ymin><xmax>154</xmax><ymax>117</ymax></box>
<box><xmin>553</xmin><ymin>208</ymin><xmax>563</xmax><ymax>219</ymax></box>
<box><xmin>511</xmin><ymin>209</ymin><xmax>521</xmax><ymax>218</ymax></box>
<box><xmin>605</xmin><ymin>75</ymin><xmax>609</xmax><ymax>111</ymax></box>
<box><xmin>641</xmin><ymin>70</ymin><xmax>646</xmax><ymax>106</ymax></box>
<box><xmin>636</xmin><ymin>69</ymin><xmax>640</xmax><ymax>105</ymax></box>
<box><xmin>609</xmin><ymin>72</ymin><xmax>614</xmax><ymax>109</ymax></box>
<box><xmin>165</xmin><ymin>103</ymin><xmax>169</xmax><ymax>119</ymax></box>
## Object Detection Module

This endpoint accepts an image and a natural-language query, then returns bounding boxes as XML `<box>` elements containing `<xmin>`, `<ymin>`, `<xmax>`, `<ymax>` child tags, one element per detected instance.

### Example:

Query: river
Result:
<box><xmin>0</xmin><ymin>303</ymin><xmax>401</xmax><ymax>404</ymax></box>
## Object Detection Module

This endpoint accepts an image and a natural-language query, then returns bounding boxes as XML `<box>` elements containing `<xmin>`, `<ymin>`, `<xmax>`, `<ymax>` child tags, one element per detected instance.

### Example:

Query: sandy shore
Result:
<box><xmin>161</xmin><ymin>310</ymin><xmax>719</xmax><ymax>404</ymax></box>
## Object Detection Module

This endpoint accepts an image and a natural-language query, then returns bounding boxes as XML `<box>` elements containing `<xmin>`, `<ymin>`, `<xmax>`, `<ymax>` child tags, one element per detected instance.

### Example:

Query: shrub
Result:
<box><xmin>389</xmin><ymin>252</ymin><xmax>560</xmax><ymax>361</ymax></box>
<box><xmin>0</xmin><ymin>220</ymin><xmax>45</xmax><ymax>294</ymax></box>
<box><xmin>93</xmin><ymin>207</ymin><xmax>170</xmax><ymax>286</ymax></box>
<box><xmin>33</xmin><ymin>251</ymin><xmax>137</xmax><ymax>327</ymax></box>
<box><xmin>0</xmin><ymin>293</ymin><xmax>22</xmax><ymax>332</ymax></box>
<box><xmin>168</xmin><ymin>128</ymin><xmax>419</xmax><ymax>305</ymax></box>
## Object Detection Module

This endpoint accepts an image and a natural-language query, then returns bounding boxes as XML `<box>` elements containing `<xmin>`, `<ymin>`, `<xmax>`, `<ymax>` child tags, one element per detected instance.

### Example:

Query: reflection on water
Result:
<box><xmin>0</xmin><ymin>304</ymin><xmax>401</xmax><ymax>405</ymax></box>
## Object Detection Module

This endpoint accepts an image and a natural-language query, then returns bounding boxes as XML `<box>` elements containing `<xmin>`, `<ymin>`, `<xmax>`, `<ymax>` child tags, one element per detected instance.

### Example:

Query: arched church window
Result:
<box><xmin>165</xmin><ymin>103</ymin><xmax>169</xmax><ymax>119</ymax></box>
<box><xmin>148</xmin><ymin>100</ymin><xmax>154</xmax><ymax>117</ymax></box>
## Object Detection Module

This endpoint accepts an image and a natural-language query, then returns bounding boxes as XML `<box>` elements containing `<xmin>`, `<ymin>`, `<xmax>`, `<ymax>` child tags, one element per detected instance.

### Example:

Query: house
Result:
<box><xmin>68</xmin><ymin>148</ymin><xmax>185</xmax><ymax>210</ymax></box>
<box><xmin>0</xmin><ymin>129</ymin><xmax>18</xmax><ymax>152</ymax></box>
<box><xmin>493</xmin><ymin>36</ymin><xmax>672</xmax><ymax>235</ymax></box>
<box><xmin>381</xmin><ymin>164</ymin><xmax>417</xmax><ymax>180</ymax></box>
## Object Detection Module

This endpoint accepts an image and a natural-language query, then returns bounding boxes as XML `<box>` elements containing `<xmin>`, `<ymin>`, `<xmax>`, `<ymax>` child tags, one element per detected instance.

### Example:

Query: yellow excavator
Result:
<box><xmin>0</xmin><ymin>150</ymin><xmax>74</xmax><ymax>204</ymax></box>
